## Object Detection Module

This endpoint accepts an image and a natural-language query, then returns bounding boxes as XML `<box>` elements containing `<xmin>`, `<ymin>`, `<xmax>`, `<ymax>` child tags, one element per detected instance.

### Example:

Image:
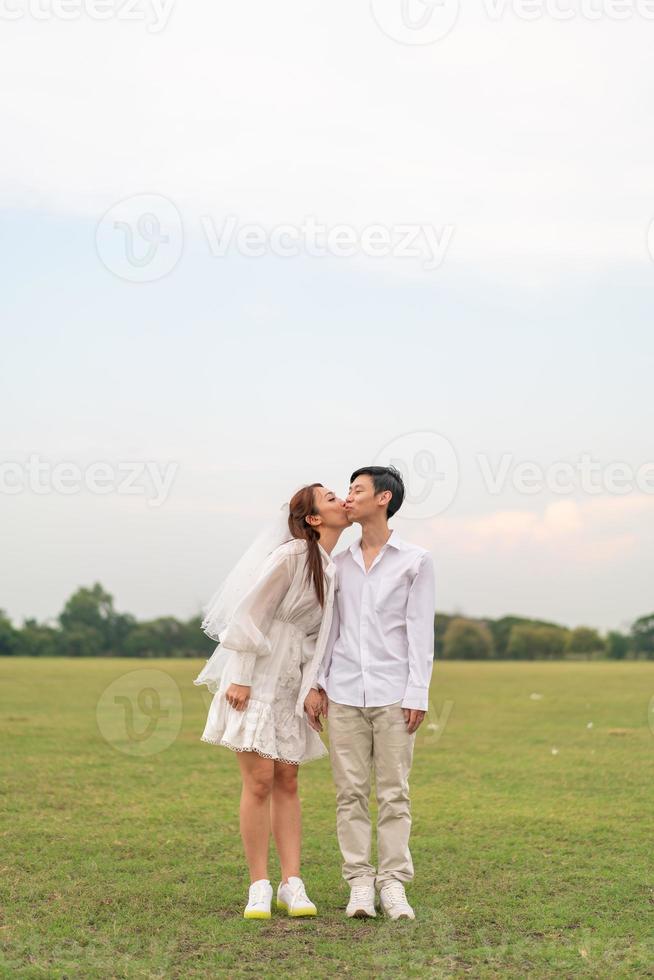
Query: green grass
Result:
<box><xmin>1</xmin><ymin>658</ymin><xmax>653</xmax><ymax>979</ymax></box>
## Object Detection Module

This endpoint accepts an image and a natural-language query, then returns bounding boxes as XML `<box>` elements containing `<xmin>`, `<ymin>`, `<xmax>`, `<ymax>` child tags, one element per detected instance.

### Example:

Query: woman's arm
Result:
<box><xmin>219</xmin><ymin>548</ymin><xmax>294</xmax><ymax>686</ymax></box>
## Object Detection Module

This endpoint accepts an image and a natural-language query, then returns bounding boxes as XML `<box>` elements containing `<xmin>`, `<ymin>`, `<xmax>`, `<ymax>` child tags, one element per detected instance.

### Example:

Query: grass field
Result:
<box><xmin>1</xmin><ymin>658</ymin><xmax>653</xmax><ymax>979</ymax></box>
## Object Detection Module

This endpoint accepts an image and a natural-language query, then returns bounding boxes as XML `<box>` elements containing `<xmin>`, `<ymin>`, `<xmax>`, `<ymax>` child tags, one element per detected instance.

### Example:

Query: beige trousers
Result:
<box><xmin>327</xmin><ymin>698</ymin><xmax>416</xmax><ymax>891</ymax></box>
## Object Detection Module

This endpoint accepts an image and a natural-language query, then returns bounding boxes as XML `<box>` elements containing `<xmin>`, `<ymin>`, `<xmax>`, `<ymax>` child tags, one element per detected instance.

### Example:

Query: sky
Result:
<box><xmin>1</xmin><ymin>1</ymin><xmax>653</xmax><ymax>634</ymax></box>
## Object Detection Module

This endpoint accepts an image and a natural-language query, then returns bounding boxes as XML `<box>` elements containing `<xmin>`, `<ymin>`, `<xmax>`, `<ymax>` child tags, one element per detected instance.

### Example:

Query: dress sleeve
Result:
<box><xmin>314</xmin><ymin>596</ymin><xmax>340</xmax><ymax>691</ymax></box>
<box><xmin>219</xmin><ymin>549</ymin><xmax>294</xmax><ymax>686</ymax></box>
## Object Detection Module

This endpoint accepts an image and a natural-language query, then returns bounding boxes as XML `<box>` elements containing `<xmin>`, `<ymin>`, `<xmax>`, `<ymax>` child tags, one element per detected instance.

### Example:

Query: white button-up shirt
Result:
<box><xmin>316</xmin><ymin>530</ymin><xmax>436</xmax><ymax>711</ymax></box>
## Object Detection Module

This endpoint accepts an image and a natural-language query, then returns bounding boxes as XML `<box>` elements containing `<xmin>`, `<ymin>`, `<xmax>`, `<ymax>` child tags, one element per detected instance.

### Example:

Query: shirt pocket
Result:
<box><xmin>373</xmin><ymin>575</ymin><xmax>410</xmax><ymax>627</ymax></box>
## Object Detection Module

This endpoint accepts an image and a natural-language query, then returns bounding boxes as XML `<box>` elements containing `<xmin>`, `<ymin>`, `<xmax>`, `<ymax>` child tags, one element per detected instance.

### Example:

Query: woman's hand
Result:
<box><xmin>304</xmin><ymin>688</ymin><xmax>328</xmax><ymax>732</ymax></box>
<box><xmin>225</xmin><ymin>683</ymin><xmax>251</xmax><ymax>711</ymax></box>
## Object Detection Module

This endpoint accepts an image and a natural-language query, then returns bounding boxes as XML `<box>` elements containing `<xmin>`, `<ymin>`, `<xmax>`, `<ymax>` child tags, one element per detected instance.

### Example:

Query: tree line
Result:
<box><xmin>0</xmin><ymin>583</ymin><xmax>652</xmax><ymax>660</ymax></box>
<box><xmin>437</xmin><ymin>613</ymin><xmax>653</xmax><ymax>660</ymax></box>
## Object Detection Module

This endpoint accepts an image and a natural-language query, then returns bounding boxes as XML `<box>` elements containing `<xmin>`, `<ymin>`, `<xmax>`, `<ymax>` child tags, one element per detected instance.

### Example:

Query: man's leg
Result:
<box><xmin>371</xmin><ymin>702</ymin><xmax>416</xmax><ymax>890</ymax></box>
<box><xmin>327</xmin><ymin>699</ymin><xmax>375</xmax><ymax>887</ymax></box>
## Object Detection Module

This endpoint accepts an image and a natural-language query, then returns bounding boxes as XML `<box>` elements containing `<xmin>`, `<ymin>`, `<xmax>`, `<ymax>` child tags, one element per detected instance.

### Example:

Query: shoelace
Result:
<box><xmin>381</xmin><ymin>883</ymin><xmax>408</xmax><ymax>908</ymax></box>
<box><xmin>249</xmin><ymin>882</ymin><xmax>270</xmax><ymax>905</ymax></box>
<box><xmin>350</xmin><ymin>885</ymin><xmax>373</xmax><ymax>904</ymax></box>
<box><xmin>287</xmin><ymin>880</ymin><xmax>310</xmax><ymax>904</ymax></box>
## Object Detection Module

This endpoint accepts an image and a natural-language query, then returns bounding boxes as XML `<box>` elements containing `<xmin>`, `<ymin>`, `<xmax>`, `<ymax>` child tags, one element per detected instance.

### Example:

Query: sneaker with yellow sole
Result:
<box><xmin>243</xmin><ymin>879</ymin><xmax>273</xmax><ymax>919</ymax></box>
<box><xmin>276</xmin><ymin>876</ymin><xmax>317</xmax><ymax>917</ymax></box>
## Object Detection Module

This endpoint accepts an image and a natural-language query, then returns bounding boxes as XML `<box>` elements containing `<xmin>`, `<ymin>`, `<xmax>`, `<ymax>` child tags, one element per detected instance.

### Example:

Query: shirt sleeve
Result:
<box><xmin>314</xmin><ymin>592</ymin><xmax>340</xmax><ymax>692</ymax></box>
<box><xmin>219</xmin><ymin>549</ymin><xmax>294</xmax><ymax>686</ymax></box>
<box><xmin>402</xmin><ymin>552</ymin><xmax>436</xmax><ymax>711</ymax></box>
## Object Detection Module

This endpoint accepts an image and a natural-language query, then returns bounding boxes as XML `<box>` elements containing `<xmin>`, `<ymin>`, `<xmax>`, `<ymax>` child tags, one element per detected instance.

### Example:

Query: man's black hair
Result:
<box><xmin>349</xmin><ymin>465</ymin><xmax>405</xmax><ymax>519</ymax></box>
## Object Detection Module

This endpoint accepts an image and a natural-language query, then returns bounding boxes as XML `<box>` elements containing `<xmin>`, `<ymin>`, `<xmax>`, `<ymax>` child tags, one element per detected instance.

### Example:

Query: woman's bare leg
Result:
<box><xmin>271</xmin><ymin>761</ymin><xmax>301</xmax><ymax>883</ymax></box>
<box><xmin>236</xmin><ymin>751</ymin><xmax>275</xmax><ymax>883</ymax></box>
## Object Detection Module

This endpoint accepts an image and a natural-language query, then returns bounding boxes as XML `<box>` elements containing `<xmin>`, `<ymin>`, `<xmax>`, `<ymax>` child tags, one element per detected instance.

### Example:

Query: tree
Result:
<box><xmin>630</xmin><ymin>613</ymin><xmax>654</xmax><ymax>660</ymax></box>
<box><xmin>123</xmin><ymin>624</ymin><xmax>163</xmax><ymax>658</ymax></box>
<box><xmin>606</xmin><ymin>630</ymin><xmax>630</xmax><ymax>660</ymax></box>
<box><xmin>59</xmin><ymin>584</ymin><xmax>112</xmax><ymax>631</ymax></box>
<box><xmin>443</xmin><ymin>618</ymin><xmax>493</xmax><ymax>659</ymax></box>
<box><xmin>123</xmin><ymin>616</ymin><xmax>212</xmax><ymax>658</ymax></box>
<box><xmin>0</xmin><ymin>610</ymin><xmax>20</xmax><ymax>656</ymax></box>
<box><xmin>566</xmin><ymin>626</ymin><xmax>604</xmax><ymax>659</ymax></box>
<box><xmin>183</xmin><ymin>615</ymin><xmax>218</xmax><ymax>657</ymax></box>
<box><xmin>18</xmin><ymin>619</ymin><xmax>63</xmax><ymax>657</ymax></box>
<box><xmin>58</xmin><ymin>583</ymin><xmax>136</xmax><ymax>655</ymax></box>
<box><xmin>59</xmin><ymin>625</ymin><xmax>104</xmax><ymax>657</ymax></box>
<box><xmin>487</xmin><ymin>615</ymin><xmax>567</xmax><ymax>659</ymax></box>
<box><xmin>434</xmin><ymin>613</ymin><xmax>452</xmax><ymax>658</ymax></box>
<box><xmin>507</xmin><ymin>624</ymin><xmax>568</xmax><ymax>660</ymax></box>
<box><xmin>109</xmin><ymin>612</ymin><xmax>138</xmax><ymax>653</ymax></box>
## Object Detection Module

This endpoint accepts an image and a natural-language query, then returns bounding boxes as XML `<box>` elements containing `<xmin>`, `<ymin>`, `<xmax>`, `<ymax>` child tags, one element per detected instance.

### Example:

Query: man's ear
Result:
<box><xmin>378</xmin><ymin>490</ymin><xmax>392</xmax><ymax>508</ymax></box>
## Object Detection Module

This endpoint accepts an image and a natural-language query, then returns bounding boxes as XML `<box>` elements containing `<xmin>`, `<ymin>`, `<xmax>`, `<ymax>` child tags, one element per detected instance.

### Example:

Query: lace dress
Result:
<box><xmin>194</xmin><ymin>539</ymin><xmax>335</xmax><ymax>765</ymax></box>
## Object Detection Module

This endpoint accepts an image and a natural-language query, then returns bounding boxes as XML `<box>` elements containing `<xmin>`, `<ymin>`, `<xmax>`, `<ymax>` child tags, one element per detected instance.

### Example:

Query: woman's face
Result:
<box><xmin>313</xmin><ymin>486</ymin><xmax>349</xmax><ymax>528</ymax></box>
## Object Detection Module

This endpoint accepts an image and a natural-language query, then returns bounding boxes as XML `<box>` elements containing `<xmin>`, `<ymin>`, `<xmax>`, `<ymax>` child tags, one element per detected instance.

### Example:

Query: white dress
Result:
<box><xmin>195</xmin><ymin>538</ymin><xmax>336</xmax><ymax>765</ymax></box>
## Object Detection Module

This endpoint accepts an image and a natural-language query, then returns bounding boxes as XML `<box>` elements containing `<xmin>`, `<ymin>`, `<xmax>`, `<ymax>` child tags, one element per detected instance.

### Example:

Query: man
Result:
<box><xmin>305</xmin><ymin>465</ymin><xmax>436</xmax><ymax>921</ymax></box>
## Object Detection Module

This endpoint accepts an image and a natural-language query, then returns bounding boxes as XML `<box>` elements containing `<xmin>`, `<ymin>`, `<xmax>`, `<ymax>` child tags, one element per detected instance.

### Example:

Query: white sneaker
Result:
<box><xmin>243</xmin><ymin>878</ymin><xmax>273</xmax><ymax>919</ymax></box>
<box><xmin>379</xmin><ymin>881</ymin><xmax>415</xmax><ymax>920</ymax></box>
<box><xmin>276</xmin><ymin>876</ymin><xmax>317</xmax><ymax>917</ymax></box>
<box><xmin>346</xmin><ymin>883</ymin><xmax>377</xmax><ymax>918</ymax></box>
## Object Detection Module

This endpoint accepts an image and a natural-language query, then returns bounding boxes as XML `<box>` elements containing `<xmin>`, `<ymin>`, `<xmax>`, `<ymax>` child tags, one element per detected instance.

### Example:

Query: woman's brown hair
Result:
<box><xmin>288</xmin><ymin>483</ymin><xmax>326</xmax><ymax>607</ymax></box>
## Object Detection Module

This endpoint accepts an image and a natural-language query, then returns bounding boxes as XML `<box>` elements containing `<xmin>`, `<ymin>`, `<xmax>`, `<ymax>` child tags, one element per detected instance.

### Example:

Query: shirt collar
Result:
<box><xmin>318</xmin><ymin>542</ymin><xmax>334</xmax><ymax>564</ymax></box>
<box><xmin>349</xmin><ymin>528</ymin><xmax>402</xmax><ymax>555</ymax></box>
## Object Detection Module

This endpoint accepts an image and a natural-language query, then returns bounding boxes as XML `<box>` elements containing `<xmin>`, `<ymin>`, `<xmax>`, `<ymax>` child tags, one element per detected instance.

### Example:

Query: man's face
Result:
<box><xmin>345</xmin><ymin>474</ymin><xmax>385</xmax><ymax>523</ymax></box>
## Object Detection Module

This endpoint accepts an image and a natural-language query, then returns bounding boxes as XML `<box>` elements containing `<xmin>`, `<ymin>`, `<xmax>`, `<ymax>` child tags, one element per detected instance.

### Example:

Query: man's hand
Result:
<box><xmin>402</xmin><ymin>708</ymin><xmax>425</xmax><ymax>734</ymax></box>
<box><xmin>225</xmin><ymin>683</ymin><xmax>251</xmax><ymax>711</ymax></box>
<box><xmin>304</xmin><ymin>688</ymin><xmax>328</xmax><ymax>732</ymax></box>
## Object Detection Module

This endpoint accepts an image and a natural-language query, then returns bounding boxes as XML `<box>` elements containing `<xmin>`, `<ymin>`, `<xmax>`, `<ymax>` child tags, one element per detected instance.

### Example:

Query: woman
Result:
<box><xmin>194</xmin><ymin>483</ymin><xmax>349</xmax><ymax>920</ymax></box>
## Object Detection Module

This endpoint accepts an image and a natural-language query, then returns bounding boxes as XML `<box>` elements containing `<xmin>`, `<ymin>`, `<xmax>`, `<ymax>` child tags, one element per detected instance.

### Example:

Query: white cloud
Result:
<box><xmin>428</xmin><ymin>495</ymin><xmax>650</xmax><ymax>562</ymax></box>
